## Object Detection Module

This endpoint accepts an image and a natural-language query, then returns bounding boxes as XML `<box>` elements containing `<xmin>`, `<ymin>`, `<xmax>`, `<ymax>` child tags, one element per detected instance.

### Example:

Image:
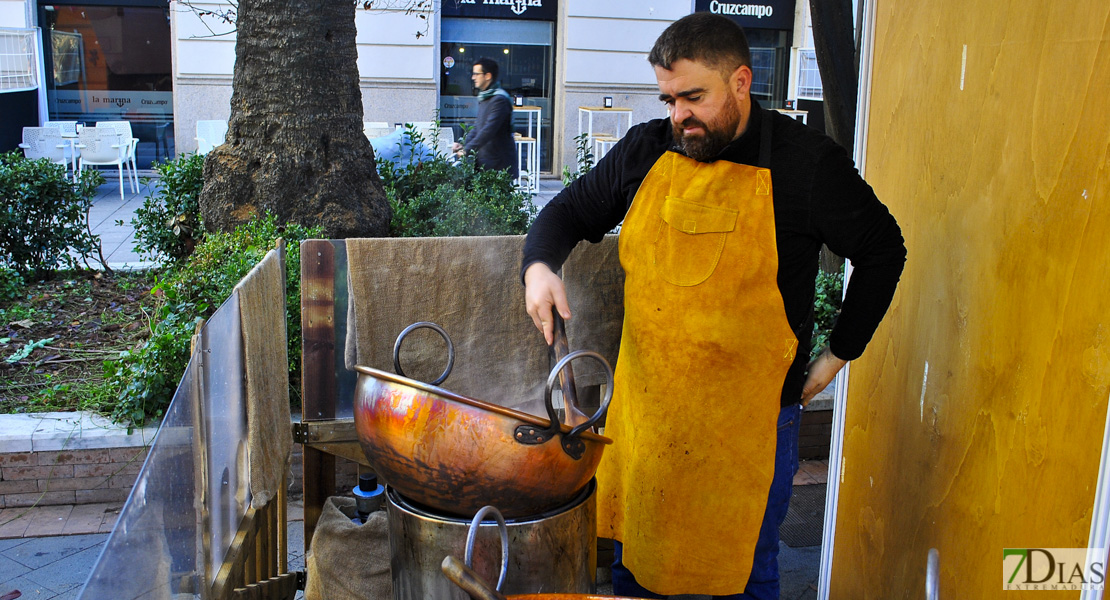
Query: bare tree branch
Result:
<box><xmin>359</xmin><ymin>0</ymin><xmax>434</xmax><ymax>38</ymax></box>
<box><xmin>174</xmin><ymin>0</ymin><xmax>239</xmax><ymax>37</ymax></box>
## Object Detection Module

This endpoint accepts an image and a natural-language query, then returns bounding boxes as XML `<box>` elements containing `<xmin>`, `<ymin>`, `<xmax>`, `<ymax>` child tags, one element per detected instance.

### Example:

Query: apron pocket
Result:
<box><xmin>652</xmin><ymin>196</ymin><xmax>738</xmax><ymax>286</ymax></box>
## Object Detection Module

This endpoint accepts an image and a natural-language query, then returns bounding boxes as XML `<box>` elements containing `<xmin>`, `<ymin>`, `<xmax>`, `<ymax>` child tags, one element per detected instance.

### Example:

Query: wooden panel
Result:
<box><xmin>300</xmin><ymin>239</ymin><xmax>338</xmax><ymax>552</ymax></box>
<box><xmin>831</xmin><ymin>2</ymin><xmax>1110</xmax><ymax>598</ymax></box>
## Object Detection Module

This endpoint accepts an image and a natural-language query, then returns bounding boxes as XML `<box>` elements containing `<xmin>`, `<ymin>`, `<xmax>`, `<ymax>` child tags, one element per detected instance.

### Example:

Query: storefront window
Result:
<box><xmin>440</xmin><ymin>18</ymin><xmax>554</xmax><ymax>172</ymax></box>
<box><xmin>41</xmin><ymin>2</ymin><xmax>174</xmax><ymax>168</ymax></box>
<box><xmin>747</xmin><ymin>29</ymin><xmax>790</xmax><ymax>107</ymax></box>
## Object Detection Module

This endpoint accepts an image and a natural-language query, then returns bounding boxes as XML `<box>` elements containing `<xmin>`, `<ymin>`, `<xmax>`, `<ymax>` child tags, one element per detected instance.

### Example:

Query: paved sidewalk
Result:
<box><xmin>87</xmin><ymin>174</ymin><xmax>153</xmax><ymax>270</ymax></box>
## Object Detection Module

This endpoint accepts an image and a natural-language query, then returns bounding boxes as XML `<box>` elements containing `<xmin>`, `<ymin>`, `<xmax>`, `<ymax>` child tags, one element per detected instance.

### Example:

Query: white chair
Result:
<box><xmin>593</xmin><ymin>135</ymin><xmax>619</xmax><ymax>160</ymax></box>
<box><xmin>363</xmin><ymin>121</ymin><xmax>393</xmax><ymax>140</ymax></box>
<box><xmin>44</xmin><ymin>120</ymin><xmax>78</xmax><ymax>137</ymax></box>
<box><xmin>19</xmin><ymin>127</ymin><xmax>70</xmax><ymax>178</ymax></box>
<box><xmin>514</xmin><ymin>133</ymin><xmax>539</xmax><ymax>193</ymax></box>
<box><xmin>44</xmin><ymin>121</ymin><xmax>81</xmax><ymax>176</ymax></box>
<box><xmin>196</xmin><ymin>120</ymin><xmax>228</xmax><ymax>154</ymax></box>
<box><xmin>77</xmin><ymin>127</ymin><xmax>137</xmax><ymax>200</ymax></box>
<box><xmin>96</xmin><ymin>121</ymin><xmax>140</xmax><ymax>187</ymax></box>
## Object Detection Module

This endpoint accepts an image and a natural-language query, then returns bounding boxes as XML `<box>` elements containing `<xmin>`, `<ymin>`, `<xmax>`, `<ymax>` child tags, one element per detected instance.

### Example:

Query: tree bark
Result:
<box><xmin>808</xmin><ymin>0</ymin><xmax>858</xmax><ymax>155</ymax></box>
<box><xmin>199</xmin><ymin>0</ymin><xmax>390</xmax><ymax>238</ymax></box>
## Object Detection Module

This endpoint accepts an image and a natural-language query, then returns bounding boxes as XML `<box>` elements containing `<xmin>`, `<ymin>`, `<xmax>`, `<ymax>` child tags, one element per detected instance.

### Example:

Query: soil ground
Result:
<box><xmin>0</xmin><ymin>271</ymin><xmax>156</xmax><ymax>415</ymax></box>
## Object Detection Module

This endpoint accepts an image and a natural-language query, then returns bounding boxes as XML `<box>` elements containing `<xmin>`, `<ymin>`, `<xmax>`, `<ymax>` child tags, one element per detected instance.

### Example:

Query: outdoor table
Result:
<box><xmin>577</xmin><ymin>106</ymin><xmax>633</xmax><ymax>159</ymax></box>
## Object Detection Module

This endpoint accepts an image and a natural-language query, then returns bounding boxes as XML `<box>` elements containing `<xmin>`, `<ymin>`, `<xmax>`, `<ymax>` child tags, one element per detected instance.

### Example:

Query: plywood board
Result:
<box><xmin>831</xmin><ymin>1</ymin><xmax>1110</xmax><ymax>597</ymax></box>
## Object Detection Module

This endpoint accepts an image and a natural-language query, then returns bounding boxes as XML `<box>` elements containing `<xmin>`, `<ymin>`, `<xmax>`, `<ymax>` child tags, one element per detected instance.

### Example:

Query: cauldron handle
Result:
<box><xmin>463</xmin><ymin>505</ymin><xmax>509</xmax><ymax>593</ymax></box>
<box><xmin>516</xmin><ymin>350</ymin><xmax>614</xmax><ymax>459</ymax></box>
<box><xmin>392</xmin><ymin>322</ymin><xmax>455</xmax><ymax>386</ymax></box>
<box><xmin>556</xmin><ymin>351</ymin><xmax>614</xmax><ymax>443</ymax></box>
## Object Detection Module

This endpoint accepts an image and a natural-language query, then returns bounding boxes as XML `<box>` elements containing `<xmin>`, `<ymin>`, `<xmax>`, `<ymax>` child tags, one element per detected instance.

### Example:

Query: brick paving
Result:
<box><xmin>0</xmin><ymin>503</ymin><xmax>121</xmax><ymax>540</ymax></box>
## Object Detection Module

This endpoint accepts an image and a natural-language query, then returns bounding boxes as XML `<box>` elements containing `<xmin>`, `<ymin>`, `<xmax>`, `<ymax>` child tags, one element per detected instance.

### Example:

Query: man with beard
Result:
<box><xmin>521</xmin><ymin>12</ymin><xmax>906</xmax><ymax>600</ymax></box>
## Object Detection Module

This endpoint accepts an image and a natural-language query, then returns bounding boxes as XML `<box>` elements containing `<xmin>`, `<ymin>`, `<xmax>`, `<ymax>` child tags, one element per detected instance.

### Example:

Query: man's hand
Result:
<box><xmin>801</xmin><ymin>348</ymin><xmax>848</xmax><ymax>406</ymax></box>
<box><xmin>452</xmin><ymin>142</ymin><xmax>464</xmax><ymax>158</ymax></box>
<box><xmin>524</xmin><ymin>262</ymin><xmax>571</xmax><ymax>345</ymax></box>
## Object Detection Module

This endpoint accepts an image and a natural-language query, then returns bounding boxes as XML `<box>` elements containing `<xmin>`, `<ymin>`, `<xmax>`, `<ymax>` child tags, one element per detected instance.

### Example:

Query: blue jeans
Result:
<box><xmin>611</xmin><ymin>403</ymin><xmax>803</xmax><ymax>599</ymax></box>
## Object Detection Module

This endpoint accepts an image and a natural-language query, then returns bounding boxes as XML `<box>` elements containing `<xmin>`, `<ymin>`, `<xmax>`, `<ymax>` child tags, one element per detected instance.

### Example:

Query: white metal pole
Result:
<box><xmin>1080</xmin><ymin>394</ymin><xmax>1110</xmax><ymax>600</ymax></box>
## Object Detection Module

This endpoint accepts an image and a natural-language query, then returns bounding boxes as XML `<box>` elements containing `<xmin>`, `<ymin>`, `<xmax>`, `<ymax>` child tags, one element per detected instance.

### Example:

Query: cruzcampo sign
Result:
<box><xmin>693</xmin><ymin>0</ymin><xmax>795</xmax><ymax>31</ymax></box>
<box><xmin>442</xmin><ymin>0</ymin><xmax>557</xmax><ymax>21</ymax></box>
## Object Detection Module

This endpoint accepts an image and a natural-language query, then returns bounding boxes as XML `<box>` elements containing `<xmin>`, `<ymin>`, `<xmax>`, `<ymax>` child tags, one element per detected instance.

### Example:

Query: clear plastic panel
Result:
<box><xmin>197</xmin><ymin>293</ymin><xmax>250</xmax><ymax>586</ymax></box>
<box><xmin>79</xmin><ymin>293</ymin><xmax>249</xmax><ymax>599</ymax></box>
<box><xmin>78</xmin><ymin>356</ymin><xmax>199</xmax><ymax>599</ymax></box>
<box><xmin>333</xmin><ymin>242</ymin><xmax>355</xmax><ymax>419</ymax></box>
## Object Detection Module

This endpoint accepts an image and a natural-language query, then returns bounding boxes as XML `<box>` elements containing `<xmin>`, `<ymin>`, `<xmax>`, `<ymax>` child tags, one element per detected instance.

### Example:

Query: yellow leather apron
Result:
<box><xmin>597</xmin><ymin>132</ymin><xmax>797</xmax><ymax>595</ymax></box>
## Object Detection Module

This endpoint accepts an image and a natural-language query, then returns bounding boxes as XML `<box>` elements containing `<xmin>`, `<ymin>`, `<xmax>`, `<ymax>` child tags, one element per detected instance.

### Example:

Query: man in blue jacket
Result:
<box><xmin>454</xmin><ymin>57</ymin><xmax>518</xmax><ymax>178</ymax></box>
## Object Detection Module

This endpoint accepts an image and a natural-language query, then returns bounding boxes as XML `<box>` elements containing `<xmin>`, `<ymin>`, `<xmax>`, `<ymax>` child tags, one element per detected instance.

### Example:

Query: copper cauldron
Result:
<box><xmin>353</xmin><ymin>322</ymin><xmax>613</xmax><ymax>518</ymax></box>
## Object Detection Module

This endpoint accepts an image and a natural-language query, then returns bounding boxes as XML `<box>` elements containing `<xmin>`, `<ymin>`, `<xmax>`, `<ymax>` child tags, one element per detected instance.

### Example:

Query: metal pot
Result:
<box><xmin>441</xmin><ymin>506</ymin><xmax>649</xmax><ymax>600</ymax></box>
<box><xmin>353</xmin><ymin>322</ymin><xmax>613</xmax><ymax>518</ymax></box>
<box><xmin>388</xmin><ymin>482</ymin><xmax>596</xmax><ymax>599</ymax></box>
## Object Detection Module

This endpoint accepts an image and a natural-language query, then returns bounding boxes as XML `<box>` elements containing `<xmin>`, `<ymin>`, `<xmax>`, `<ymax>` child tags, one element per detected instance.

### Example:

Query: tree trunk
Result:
<box><xmin>808</xmin><ymin>0</ymin><xmax>858</xmax><ymax>155</ymax></box>
<box><xmin>199</xmin><ymin>0</ymin><xmax>390</xmax><ymax>238</ymax></box>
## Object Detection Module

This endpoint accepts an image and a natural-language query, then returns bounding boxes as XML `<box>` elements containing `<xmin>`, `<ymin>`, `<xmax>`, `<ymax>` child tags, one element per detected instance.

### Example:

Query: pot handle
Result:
<box><xmin>515</xmin><ymin>350</ymin><xmax>614</xmax><ymax>460</ymax></box>
<box><xmin>441</xmin><ymin>555</ymin><xmax>507</xmax><ymax>600</ymax></box>
<box><xmin>463</xmin><ymin>505</ymin><xmax>509</xmax><ymax>593</ymax></box>
<box><xmin>392</xmin><ymin>322</ymin><xmax>455</xmax><ymax>386</ymax></box>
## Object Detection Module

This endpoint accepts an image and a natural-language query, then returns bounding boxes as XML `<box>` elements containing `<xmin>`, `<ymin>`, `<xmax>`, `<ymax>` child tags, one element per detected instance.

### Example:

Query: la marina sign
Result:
<box><xmin>443</xmin><ymin>0</ymin><xmax>556</xmax><ymax>21</ymax></box>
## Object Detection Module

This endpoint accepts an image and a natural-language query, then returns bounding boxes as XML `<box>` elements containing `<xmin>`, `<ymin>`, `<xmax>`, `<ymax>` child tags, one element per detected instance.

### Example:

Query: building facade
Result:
<box><xmin>2</xmin><ymin>0</ymin><xmax>824</xmax><ymax>172</ymax></box>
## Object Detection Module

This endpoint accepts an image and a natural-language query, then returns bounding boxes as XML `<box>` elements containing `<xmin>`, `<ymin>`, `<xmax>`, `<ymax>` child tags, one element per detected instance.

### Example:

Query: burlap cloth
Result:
<box><xmin>234</xmin><ymin>245</ymin><xmax>292</xmax><ymax>509</ymax></box>
<box><xmin>305</xmin><ymin>496</ymin><xmax>390</xmax><ymax>600</ymax></box>
<box><xmin>343</xmin><ymin>234</ymin><xmax>625</xmax><ymax>414</ymax></box>
<box><xmin>344</xmin><ymin>236</ymin><xmax>549</xmax><ymax>413</ymax></box>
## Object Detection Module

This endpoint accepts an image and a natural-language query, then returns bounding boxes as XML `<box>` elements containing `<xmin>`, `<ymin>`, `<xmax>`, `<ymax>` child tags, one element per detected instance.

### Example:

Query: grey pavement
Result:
<box><xmin>86</xmin><ymin>171</ymin><xmax>154</xmax><ymax>271</ymax></box>
<box><xmin>0</xmin><ymin>533</ymin><xmax>109</xmax><ymax>599</ymax></box>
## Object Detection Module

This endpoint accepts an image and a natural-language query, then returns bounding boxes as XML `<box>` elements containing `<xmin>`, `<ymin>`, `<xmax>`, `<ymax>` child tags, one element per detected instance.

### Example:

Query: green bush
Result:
<box><xmin>106</xmin><ymin>214</ymin><xmax>324</xmax><ymax>425</ymax></box>
<box><xmin>811</xmin><ymin>264</ymin><xmax>844</xmax><ymax>360</ymax></box>
<box><xmin>0</xmin><ymin>151</ymin><xmax>104</xmax><ymax>278</ymax></box>
<box><xmin>0</xmin><ymin>265</ymin><xmax>23</xmax><ymax>303</ymax></box>
<box><xmin>377</xmin><ymin>127</ymin><xmax>536</xmax><ymax>237</ymax></box>
<box><xmin>129</xmin><ymin>152</ymin><xmax>205</xmax><ymax>264</ymax></box>
<box><xmin>103</xmin><ymin>293</ymin><xmax>201</xmax><ymax>425</ymax></box>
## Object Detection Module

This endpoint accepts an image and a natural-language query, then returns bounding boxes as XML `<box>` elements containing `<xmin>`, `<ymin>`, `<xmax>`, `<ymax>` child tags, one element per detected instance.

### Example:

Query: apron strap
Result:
<box><xmin>758</xmin><ymin>108</ymin><xmax>773</xmax><ymax>169</ymax></box>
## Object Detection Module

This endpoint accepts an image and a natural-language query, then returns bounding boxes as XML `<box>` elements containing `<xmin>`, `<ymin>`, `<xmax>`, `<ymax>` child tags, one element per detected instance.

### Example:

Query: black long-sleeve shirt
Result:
<box><xmin>522</xmin><ymin>102</ymin><xmax>907</xmax><ymax>405</ymax></box>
